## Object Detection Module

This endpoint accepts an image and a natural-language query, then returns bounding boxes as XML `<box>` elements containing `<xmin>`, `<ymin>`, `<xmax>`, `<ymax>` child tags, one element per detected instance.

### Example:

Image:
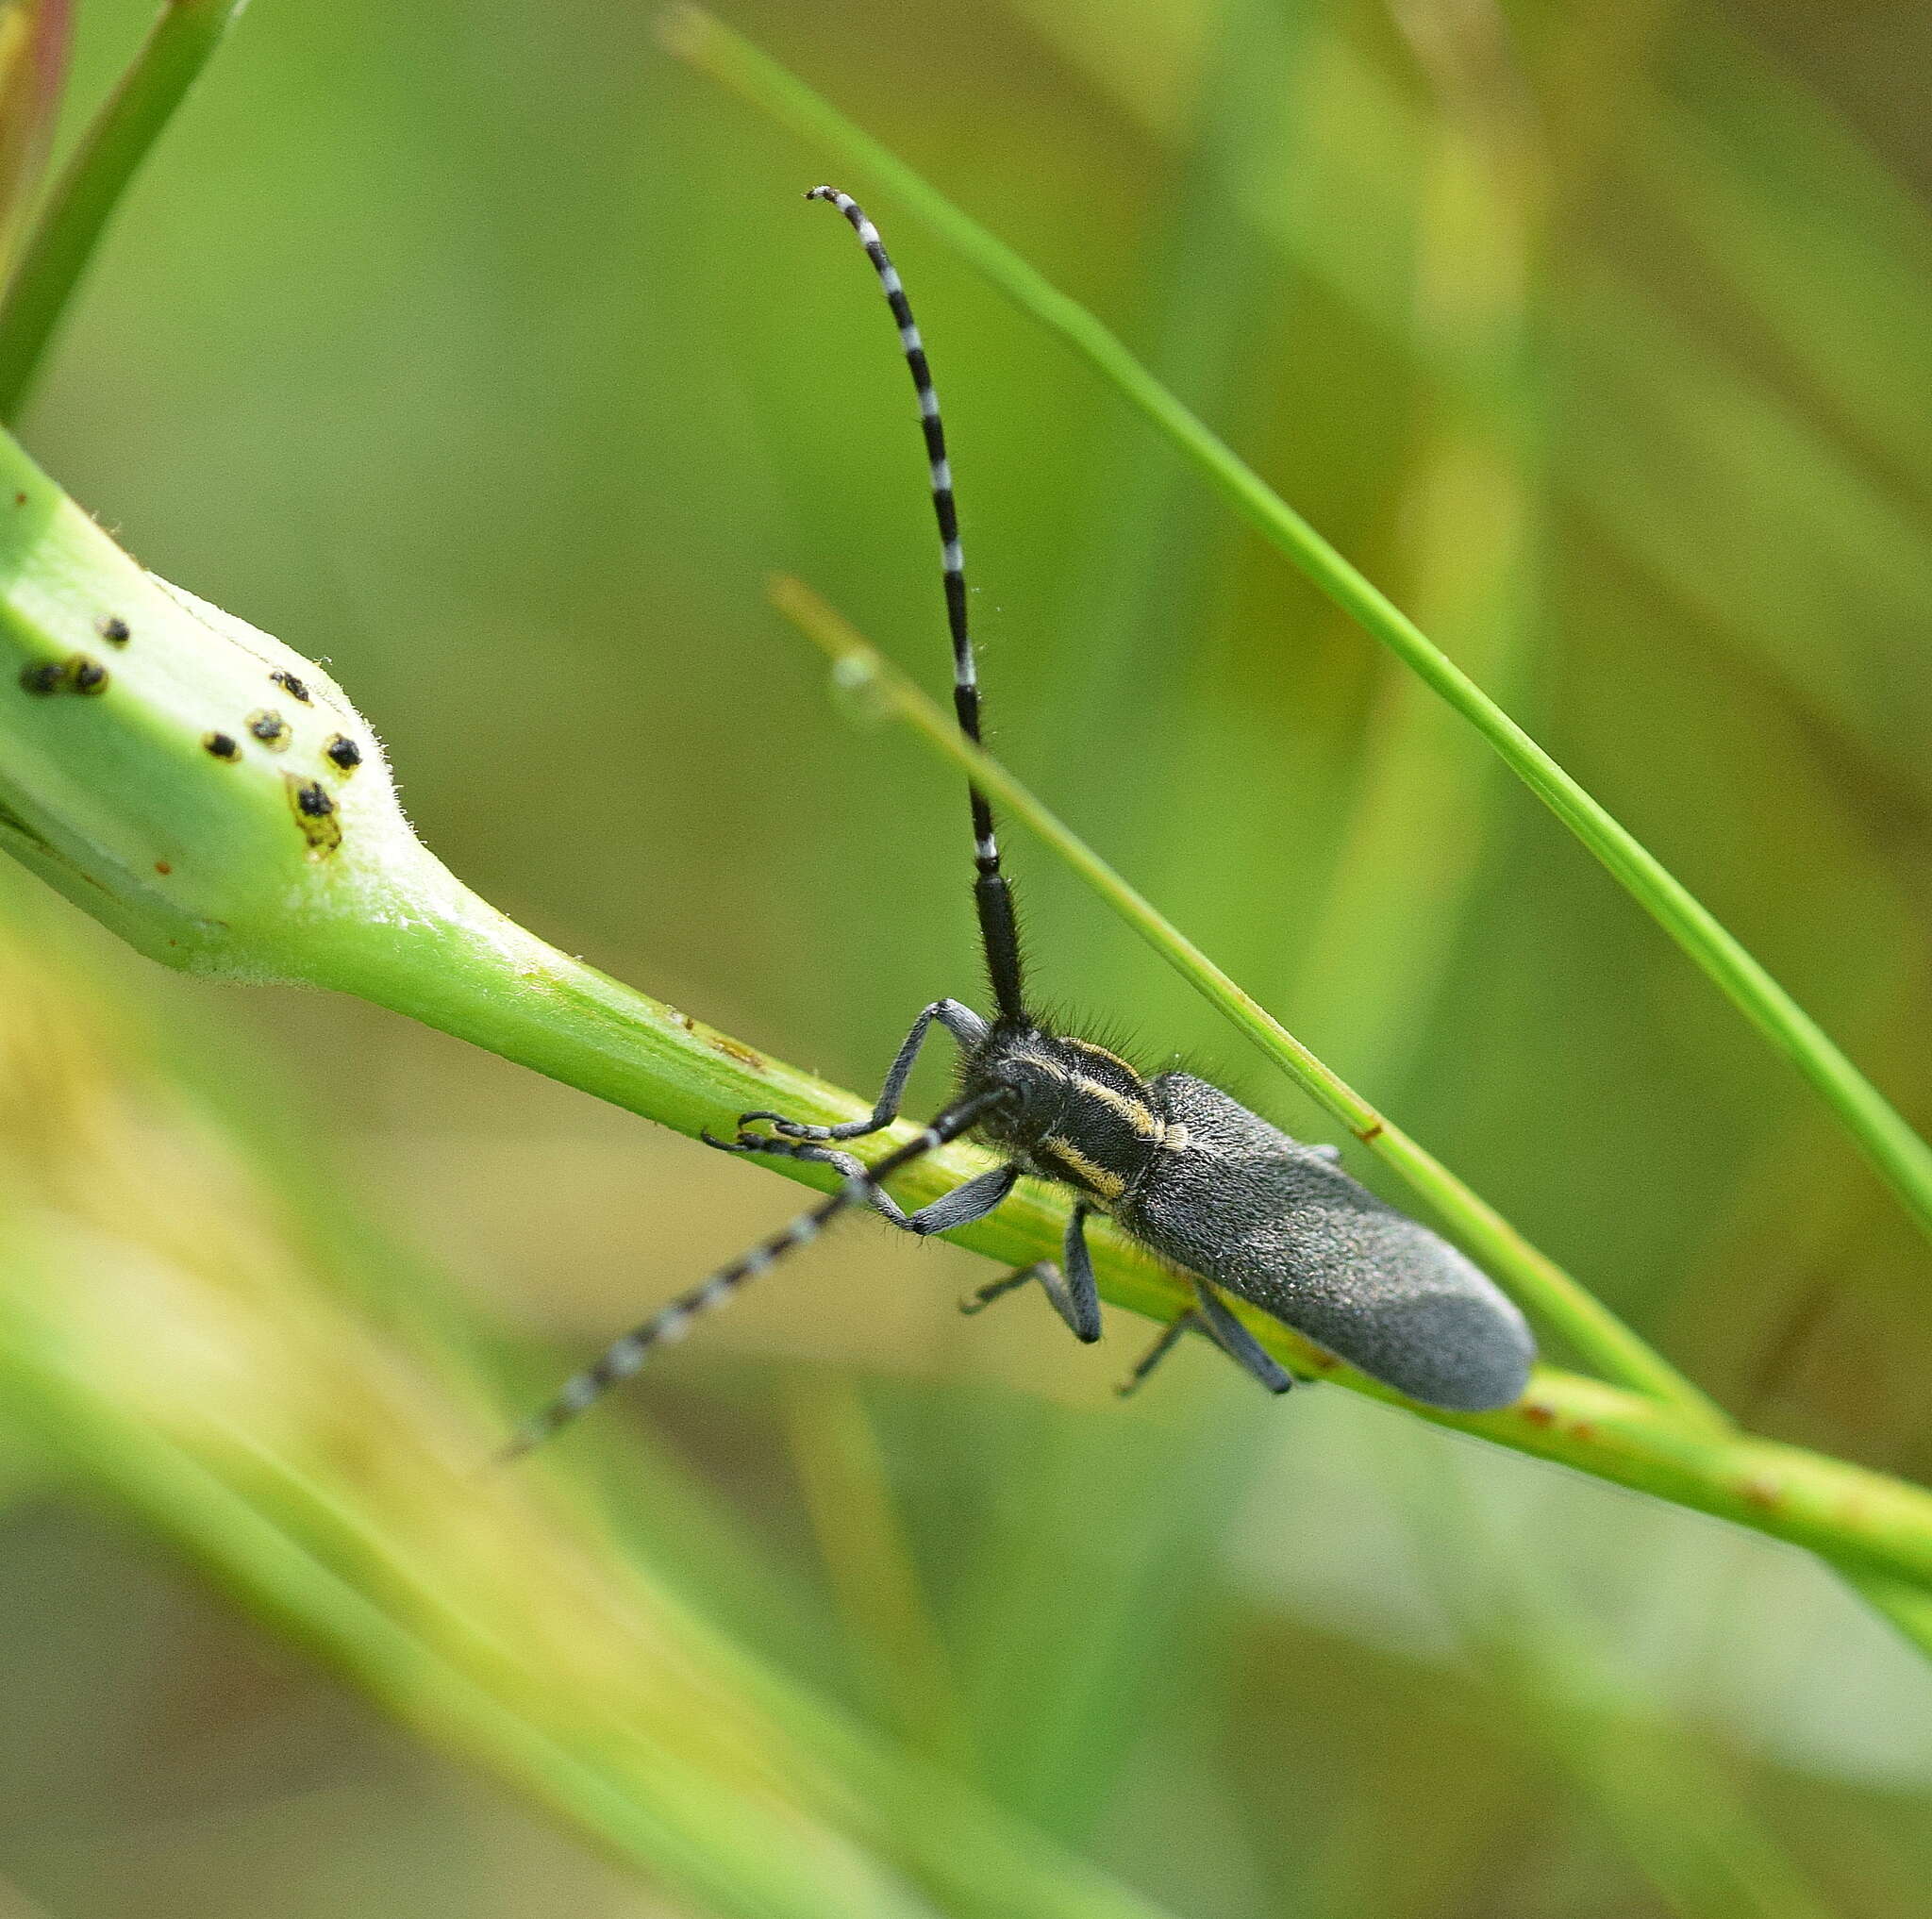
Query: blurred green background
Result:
<box><xmin>3</xmin><ymin>0</ymin><xmax>1932</xmax><ymax>1912</ymax></box>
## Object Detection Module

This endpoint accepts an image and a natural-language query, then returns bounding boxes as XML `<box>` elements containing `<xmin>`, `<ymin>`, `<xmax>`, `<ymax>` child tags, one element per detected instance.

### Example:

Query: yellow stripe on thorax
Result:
<box><xmin>1066</xmin><ymin>1074</ymin><xmax>1163</xmax><ymax>1139</ymax></box>
<box><xmin>1041</xmin><ymin>1135</ymin><xmax>1128</xmax><ymax>1203</ymax></box>
<box><xmin>1059</xmin><ymin>1036</ymin><xmax>1137</xmax><ymax>1072</ymax></box>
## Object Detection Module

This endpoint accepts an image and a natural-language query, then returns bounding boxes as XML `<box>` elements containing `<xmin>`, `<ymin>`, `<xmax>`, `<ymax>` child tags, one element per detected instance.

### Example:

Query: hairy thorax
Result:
<box><xmin>958</xmin><ymin>1022</ymin><xmax>1187</xmax><ymax>1211</ymax></box>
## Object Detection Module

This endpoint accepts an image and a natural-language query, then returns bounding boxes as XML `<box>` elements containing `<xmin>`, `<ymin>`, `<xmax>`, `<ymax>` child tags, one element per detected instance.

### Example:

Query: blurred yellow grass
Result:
<box><xmin>0</xmin><ymin>906</ymin><xmax>1183</xmax><ymax>1919</ymax></box>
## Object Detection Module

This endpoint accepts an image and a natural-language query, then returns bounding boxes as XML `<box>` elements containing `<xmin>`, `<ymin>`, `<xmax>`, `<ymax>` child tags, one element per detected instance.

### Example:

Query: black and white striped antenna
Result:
<box><xmin>496</xmin><ymin>185</ymin><xmax>1538</xmax><ymax>1460</ymax></box>
<box><xmin>806</xmin><ymin>186</ymin><xmax>1026</xmax><ymax>1023</ymax></box>
<box><xmin>498</xmin><ymin>1087</ymin><xmax>1008</xmax><ymax>1460</ymax></box>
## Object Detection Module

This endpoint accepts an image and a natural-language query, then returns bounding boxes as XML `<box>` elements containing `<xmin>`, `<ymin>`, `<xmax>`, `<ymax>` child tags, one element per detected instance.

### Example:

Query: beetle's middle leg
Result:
<box><xmin>959</xmin><ymin>1202</ymin><xmax>1102</xmax><ymax>1343</ymax></box>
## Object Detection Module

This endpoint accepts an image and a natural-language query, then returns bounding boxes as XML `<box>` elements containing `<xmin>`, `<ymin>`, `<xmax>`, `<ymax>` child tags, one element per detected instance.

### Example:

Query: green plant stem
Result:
<box><xmin>0</xmin><ymin>0</ymin><xmax>247</xmax><ymax>421</ymax></box>
<box><xmin>662</xmin><ymin>2</ymin><xmax>1932</xmax><ymax>1262</ymax></box>
<box><xmin>0</xmin><ymin>403</ymin><xmax>1925</xmax><ymax>1632</ymax></box>
<box><xmin>249</xmin><ymin>834</ymin><xmax>1932</xmax><ymax>1594</ymax></box>
<box><xmin>778</xmin><ymin>575</ymin><xmax>1714</xmax><ymax>1423</ymax></box>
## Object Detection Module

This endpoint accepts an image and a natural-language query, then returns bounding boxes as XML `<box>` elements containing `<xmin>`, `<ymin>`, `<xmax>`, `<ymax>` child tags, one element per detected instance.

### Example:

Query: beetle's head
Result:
<box><xmin>958</xmin><ymin>1022</ymin><xmax>1073</xmax><ymax>1155</ymax></box>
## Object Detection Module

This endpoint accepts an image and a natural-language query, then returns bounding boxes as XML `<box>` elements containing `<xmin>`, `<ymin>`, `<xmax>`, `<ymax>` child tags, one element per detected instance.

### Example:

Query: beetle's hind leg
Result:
<box><xmin>726</xmin><ymin>1000</ymin><xmax>987</xmax><ymax>1144</ymax></box>
<box><xmin>1115</xmin><ymin>1312</ymin><xmax>1197</xmax><ymax>1396</ymax></box>
<box><xmin>959</xmin><ymin>1203</ymin><xmax>1102</xmax><ymax>1343</ymax></box>
<box><xmin>1191</xmin><ymin>1281</ymin><xmax>1294</xmax><ymax>1392</ymax></box>
<box><xmin>1115</xmin><ymin>1279</ymin><xmax>1294</xmax><ymax>1395</ymax></box>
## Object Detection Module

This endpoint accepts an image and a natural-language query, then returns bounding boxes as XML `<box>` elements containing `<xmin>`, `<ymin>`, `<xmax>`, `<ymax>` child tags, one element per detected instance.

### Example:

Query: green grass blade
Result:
<box><xmin>0</xmin><ymin>0</ymin><xmax>248</xmax><ymax>422</ymax></box>
<box><xmin>0</xmin><ymin>1</ymin><xmax>73</xmax><ymax>281</ymax></box>
<box><xmin>663</xmin><ymin>4</ymin><xmax>1932</xmax><ymax>1263</ymax></box>
<box><xmin>1391</xmin><ymin>1443</ymin><xmax>1841</xmax><ymax>1919</ymax></box>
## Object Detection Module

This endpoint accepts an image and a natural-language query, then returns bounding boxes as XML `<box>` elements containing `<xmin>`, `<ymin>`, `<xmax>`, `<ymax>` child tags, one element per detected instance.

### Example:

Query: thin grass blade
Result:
<box><xmin>0</xmin><ymin>0</ymin><xmax>71</xmax><ymax>279</ymax></box>
<box><xmin>0</xmin><ymin>0</ymin><xmax>248</xmax><ymax>421</ymax></box>
<box><xmin>664</xmin><ymin>4</ymin><xmax>1932</xmax><ymax>1263</ymax></box>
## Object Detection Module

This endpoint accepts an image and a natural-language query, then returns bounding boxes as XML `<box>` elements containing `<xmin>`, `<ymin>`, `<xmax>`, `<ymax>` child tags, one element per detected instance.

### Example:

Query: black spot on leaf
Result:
<box><xmin>284</xmin><ymin>775</ymin><xmax>342</xmax><ymax>857</ymax></box>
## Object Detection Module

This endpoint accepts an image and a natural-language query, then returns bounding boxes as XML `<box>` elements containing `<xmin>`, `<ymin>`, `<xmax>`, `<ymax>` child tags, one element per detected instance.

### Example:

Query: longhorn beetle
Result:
<box><xmin>504</xmin><ymin>187</ymin><xmax>1534</xmax><ymax>1458</ymax></box>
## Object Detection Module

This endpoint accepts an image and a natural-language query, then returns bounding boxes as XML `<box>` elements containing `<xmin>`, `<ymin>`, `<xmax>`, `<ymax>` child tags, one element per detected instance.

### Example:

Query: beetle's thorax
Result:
<box><xmin>958</xmin><ymin>1020</ymin><xmax>1178</xmax><ymax>1210</ymax></box>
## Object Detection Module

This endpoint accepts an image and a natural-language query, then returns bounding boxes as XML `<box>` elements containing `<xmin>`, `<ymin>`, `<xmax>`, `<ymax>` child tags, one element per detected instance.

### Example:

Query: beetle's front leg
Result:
<box><xmin>715</xmin><ymin>999</ymin><xmax>987</xmax><ymax>1150</ymax></box>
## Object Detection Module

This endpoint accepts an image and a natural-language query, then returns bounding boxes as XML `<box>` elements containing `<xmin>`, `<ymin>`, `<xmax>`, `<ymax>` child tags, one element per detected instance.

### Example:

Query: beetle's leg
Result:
<box><xmin>724</xmin><ymin>1000</ymin><xmax>987</xmax><ymax>1144</ymax></box>
<box><xmin>901</xmin><ymin>1162</ymin><xmax>1020</xmax><ymax>1234</ymax></box>
<box><xmin>1114</xmin><ymin>1281</ymin><xmax>1295</xmax><ymax>1395</ymax></box>
<box><xmin>1046</xmin><ymin>1204</ymin><xmax>1103</xmax><ymax>1341</ymax></box>
<box><xmin>720</xmin><ymin>1135</ymin><xmax>1016</xmax><ymax>1234</ymax></box>
<box><xmin>1114</xmin><ymin>1312</ymin><xmax>1198</xmax><ymax>1396</ymax></box>
<box><xmin>1191</xmin><ymin>1281</ymin><xmax>1294</xmax><ymax>1393</ymax></box>
<box><xmin>960</xmin><ymin>1263</ymin><xmax>1049</xmax><ymax>1315</ymax></box>
<box><xmin>958</xmin><ymin>1203</ymin><xmax>1101</xmax><ymax>1343</ymax></box>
